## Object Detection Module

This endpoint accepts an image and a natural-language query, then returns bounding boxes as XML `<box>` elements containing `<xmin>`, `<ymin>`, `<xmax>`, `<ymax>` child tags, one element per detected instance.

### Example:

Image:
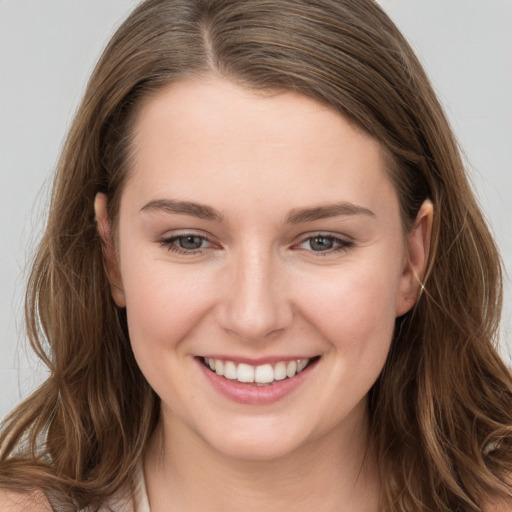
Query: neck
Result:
<box><xmin>144</xmin><ymin>406</ymin><xmax>380</xmax><ymax>512</ymax></box>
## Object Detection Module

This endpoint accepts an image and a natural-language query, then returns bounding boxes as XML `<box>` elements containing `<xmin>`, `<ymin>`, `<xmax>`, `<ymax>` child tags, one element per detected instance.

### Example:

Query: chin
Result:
<box><xmin>195</xmin><ymin>419</ymin><xmax>314</xmax><ymax>462</ymax></box>
<box><xmin>210</xmin><ymin>435</ymin><xmax>306</xmax><ymax>462</ymax></box>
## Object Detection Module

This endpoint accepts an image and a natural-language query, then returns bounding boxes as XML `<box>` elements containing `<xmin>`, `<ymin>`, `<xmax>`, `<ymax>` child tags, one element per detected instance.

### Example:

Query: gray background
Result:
<box><xmin>1</xmin><ymin>0</ymin><xmax>511</xmax><ymax>421</ymax></box>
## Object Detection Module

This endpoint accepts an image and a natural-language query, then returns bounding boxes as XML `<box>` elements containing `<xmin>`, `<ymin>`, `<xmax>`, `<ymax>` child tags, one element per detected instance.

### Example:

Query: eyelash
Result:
<box><xmin>159</xmin><ymin>233</ymin><xmax>353</xmax><ymax>256</ymax></box>
<box><xmin>296</xmin><ymin>234</ymin><xmax>353</xmax><ymax>255</ymax></box>
<box><xmin>159</xmin><ymin>234</ymin><xmax>212</xmax><ymax>255</ymax></box>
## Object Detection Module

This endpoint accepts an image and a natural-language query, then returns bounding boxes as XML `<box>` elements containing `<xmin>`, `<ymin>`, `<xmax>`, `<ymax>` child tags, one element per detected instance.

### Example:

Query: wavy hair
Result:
<box><xmin>1</xmin><ymin>1</ymin><xmax>511</xmax><ymax>510</ymax></box>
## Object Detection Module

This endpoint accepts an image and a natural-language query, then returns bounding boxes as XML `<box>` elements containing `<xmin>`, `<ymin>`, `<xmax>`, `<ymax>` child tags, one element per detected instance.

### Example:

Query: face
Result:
<box><xmin>96</xmin><ymin>77</ymin><xmax>430</xmax><ymax>461</ymax></box>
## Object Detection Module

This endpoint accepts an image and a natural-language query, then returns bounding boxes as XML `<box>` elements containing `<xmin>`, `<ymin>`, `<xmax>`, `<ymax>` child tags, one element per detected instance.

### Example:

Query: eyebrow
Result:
<box><xmin>139</xmin><ymin>198</ymin><xmax>374</xmax><ymax>224</ymax></box>
<box><xmin>285</xmin><ymin>202</ymin><xmax>375</xmax><ymax>224</ymax></box>
<box><xmin>140</xmin><ymin>199</ymin><xmax>224</xmax><ymax>222</ymax></box>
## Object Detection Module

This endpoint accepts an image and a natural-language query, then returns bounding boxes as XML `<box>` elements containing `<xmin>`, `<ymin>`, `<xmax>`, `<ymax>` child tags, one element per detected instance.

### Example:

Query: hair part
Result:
<box><xmin>1</xmin><ymin>1</ymin><xmax>510</xmax><ymax>510</ymax></box>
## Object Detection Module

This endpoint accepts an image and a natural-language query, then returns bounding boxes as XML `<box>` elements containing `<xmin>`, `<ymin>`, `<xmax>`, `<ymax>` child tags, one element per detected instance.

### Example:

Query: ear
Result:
<box><xmin>396</xmin><ymin>199</ymin><xmax>433</xmax><ymax>316</ymax></box>
<box><xmin>94</xmin><ymin>193</ymin><xmax>126</xmax><ymax>307</ymax></box>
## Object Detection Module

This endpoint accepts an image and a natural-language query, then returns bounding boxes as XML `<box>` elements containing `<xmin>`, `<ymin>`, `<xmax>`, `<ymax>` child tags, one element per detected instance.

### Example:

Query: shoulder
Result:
<box><xmin>0</xmin><ymin>488</ymin><xmax>52</xmax><ymax>511</ymax></box>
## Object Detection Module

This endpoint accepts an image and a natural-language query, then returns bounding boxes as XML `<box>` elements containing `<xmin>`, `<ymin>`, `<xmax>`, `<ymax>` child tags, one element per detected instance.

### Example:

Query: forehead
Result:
<box><xmin>133</xmin><ymin>76</ymin><xmax>377</xmax><ymax>156</ymax></box>
<box><xmin>125</xmin><ymin>76</ymin><xmax>396</xmax><ymax>219</ymax></box>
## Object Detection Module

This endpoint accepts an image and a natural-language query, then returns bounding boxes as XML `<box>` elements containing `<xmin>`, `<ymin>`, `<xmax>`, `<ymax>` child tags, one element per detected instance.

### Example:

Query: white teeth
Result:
<box><xmin>203</xmin><ymin>357</ymin><xmax>313</xmax><ymax>385</ymax></box>
<box><xmin>254</xmin><ymin>364</ymin><xmax>274</xmax><ymax>384</ymax></box>
<box><xmin>215</xmin><ymin>359</ymin><xmax>224</xmax><ymax>376</ymax></box>
<box><xmin>224</xmin><ymin>361</ymin><xmax>237</xmax><ymax>380</ymax></box>
<box><xmin>297</xmin><ymin>359</ymin><xmax>308</xmax><ymax>373</ymax></box>
<box><xmin>237</xmin><ymin>363</ymin><xmax>255</xmax><ymax>383</ymax></box>
<box><xmin>286</xmin><ymin>360</ymin><xmax>297</xmax><ymax>378</ymax></box>
<box><xmin>274</xmin><ymin>361</ymin><xmax>287</xmax><ymax>381</ymax></box>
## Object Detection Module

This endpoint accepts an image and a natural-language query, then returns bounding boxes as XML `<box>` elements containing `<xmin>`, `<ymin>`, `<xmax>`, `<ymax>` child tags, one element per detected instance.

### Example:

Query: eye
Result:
<box><xmin>159</xmin><ymin>233</ymin><xmax>213</xmax><ymax>255</ymax></box>
<box><xmin>176</xmin><ymin>235</ymin><xmax>205</xmax><ymax>250</ymax></box>
<box><xmin>308</xmin><ymin>236</ymin><xmax>336</xmax><ymax>251</ymax></box>
<box><xmin>296</xmin><ymin>234</ymin><xmax>352</xmax><ymax>254</ymax></box>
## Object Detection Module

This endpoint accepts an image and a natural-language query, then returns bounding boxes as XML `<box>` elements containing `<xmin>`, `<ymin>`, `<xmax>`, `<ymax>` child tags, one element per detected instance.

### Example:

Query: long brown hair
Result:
<box><xmin>1</xmin><ymin>1</ymin><xmax>510</xmax><ymax>510</ymax></box>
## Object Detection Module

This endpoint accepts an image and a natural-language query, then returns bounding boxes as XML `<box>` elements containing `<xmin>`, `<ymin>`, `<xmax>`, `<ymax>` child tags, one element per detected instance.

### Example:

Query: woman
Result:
<box><xmin>1</xmin><ymin>0</ymin><xmax>511</xmax><ymax>510</ymax></box>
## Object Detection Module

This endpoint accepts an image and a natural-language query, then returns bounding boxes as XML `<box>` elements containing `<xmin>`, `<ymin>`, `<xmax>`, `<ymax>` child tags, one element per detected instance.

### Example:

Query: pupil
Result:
<box><xmin>310</xmin><ymin>236</ymin><xmax>333</xmax><ymax>251</ymax></box>
<box><xmin>179</xmin><ymin>236</ymin><xmax>203</xmax><ymax>249</ymax></box>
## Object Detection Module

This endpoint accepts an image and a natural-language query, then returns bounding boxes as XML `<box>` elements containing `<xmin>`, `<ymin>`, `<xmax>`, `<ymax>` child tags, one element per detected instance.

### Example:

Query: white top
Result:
<box><xmin>99</xmin><ymin>462</ymin><xmax>150</xmax><ymax>512</ymax></box>
<box><xmin>131</xmin><ymin>462</ymin><xmax>151</xmax><ymax>512</ymax></box>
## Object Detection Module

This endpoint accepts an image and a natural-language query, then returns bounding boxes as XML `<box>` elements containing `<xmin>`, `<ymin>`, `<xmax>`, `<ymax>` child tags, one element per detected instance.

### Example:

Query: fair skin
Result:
<box><xmin>2</xmin><ymin>78</ymin><xmax>510</xmax><ymax>512</ymax></box>
<box><xmin>0</xmin><ymin>76</ymin><xmax>432</xmax><ymax>511</ymax></box>
<box><xmin>97</xmin><ymin>77</ymin><xmax>432</xmax><ymax>511</ymax></box>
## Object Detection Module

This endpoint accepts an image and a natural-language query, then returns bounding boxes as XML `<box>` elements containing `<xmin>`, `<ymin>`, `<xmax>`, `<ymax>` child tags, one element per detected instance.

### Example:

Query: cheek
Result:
<box><xmin>119</xmin><ymin>252</ymin><xmax>215</xmax><ymax>355</ymax></box>
<box><xmin>119</xmin><ymin>257</ymin><xmax>221</xmax><ymax>406</ymax></box>
<box><xmin>294</xmin><ymin>257</ymin><xmax>401</xmax><ymax>355</ymax></box>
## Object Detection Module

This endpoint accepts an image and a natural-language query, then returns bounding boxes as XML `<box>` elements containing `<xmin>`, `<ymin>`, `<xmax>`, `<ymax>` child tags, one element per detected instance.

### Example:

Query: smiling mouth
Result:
<box><xmin>200</xmin><ymin>356</ymin><xmax>320</xmax><ymax>386</ymax></box>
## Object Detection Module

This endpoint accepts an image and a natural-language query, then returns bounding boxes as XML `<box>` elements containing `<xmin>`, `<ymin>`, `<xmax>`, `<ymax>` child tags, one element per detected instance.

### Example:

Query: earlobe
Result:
<box><xmin>396</xmin><ymin>199</ymin><xmax>433</xmax><ymax>316</ymax></box>
<box><xmin>94</xmin><ymin>193</ymin><xmax>126</xmax><ymax>307</ymax></box>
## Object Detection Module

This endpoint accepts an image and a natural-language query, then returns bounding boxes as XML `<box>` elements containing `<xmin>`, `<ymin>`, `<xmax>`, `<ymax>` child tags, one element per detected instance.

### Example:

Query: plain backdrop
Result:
<box><xmin>1</xmin><ymin>0</ymin><xmax>511</xmax><ymax>421</ymax></box>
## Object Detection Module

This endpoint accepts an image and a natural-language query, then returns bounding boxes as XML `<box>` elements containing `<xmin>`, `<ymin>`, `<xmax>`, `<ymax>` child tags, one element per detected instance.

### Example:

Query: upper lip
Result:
<box><xmin>198</xmin><ymin>355</ymin><xmax>319</xmax><ymax>365</ymax></box>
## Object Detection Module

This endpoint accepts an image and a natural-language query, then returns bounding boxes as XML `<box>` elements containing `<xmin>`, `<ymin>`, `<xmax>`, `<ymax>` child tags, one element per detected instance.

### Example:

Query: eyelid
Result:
<box><xmin>157</xmin><ymin>227</ymin><xmax>214</xmax><ymax>243</ymax></box>
<box><xmin>294</xmin><ymin>232</ymin><xmax>354</xmax><ymax>254</ymax></box>
<box><xmin>158</xmin><ymin>230</ymin><xmax>219</xmax><ymax>255</ymax></box>
<box><xmin>295</xmin><ymin>230</ymin><xmax>352</xmax><ymax>243</ymax></box>
<box><xmin>156</xmin><ymin>230</ymin><xmax>353</xmax><ymax>256</ymax></box>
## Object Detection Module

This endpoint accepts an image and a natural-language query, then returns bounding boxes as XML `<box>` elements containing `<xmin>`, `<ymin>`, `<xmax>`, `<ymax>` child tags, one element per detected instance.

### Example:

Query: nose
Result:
<box><xmin>216</xmin><ymin>244</ymin><xmax>293</xmax><ymax>342</ymax></box>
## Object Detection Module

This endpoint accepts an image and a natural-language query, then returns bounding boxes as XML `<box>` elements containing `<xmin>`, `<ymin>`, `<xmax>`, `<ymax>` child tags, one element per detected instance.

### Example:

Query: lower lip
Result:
<box><xmin>197</xmin><ymin>358</ymin><xmax>318</xmax><ymax>405</ymax></box>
